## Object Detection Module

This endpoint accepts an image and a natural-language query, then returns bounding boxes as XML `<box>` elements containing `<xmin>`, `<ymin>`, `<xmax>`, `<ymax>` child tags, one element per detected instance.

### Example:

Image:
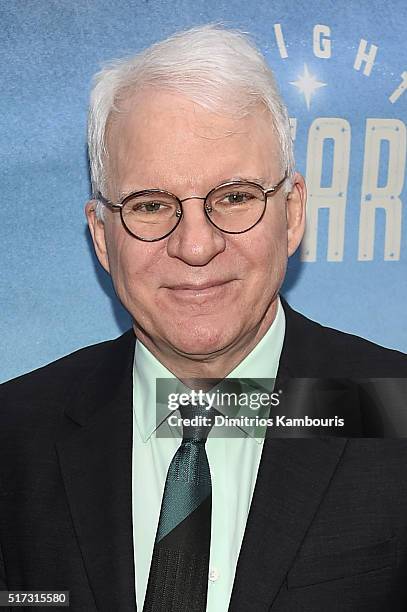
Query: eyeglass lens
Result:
<box><xmin>121</xmin><ymin>182</ymin><xmax>266</xmax><ymax>240</ymax></box>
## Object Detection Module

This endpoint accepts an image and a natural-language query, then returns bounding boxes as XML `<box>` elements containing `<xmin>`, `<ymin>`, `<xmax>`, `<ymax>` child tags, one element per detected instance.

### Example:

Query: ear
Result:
<box><xmin>286</xmin><ymin>172</ymin><xmax>307</xmax><ymax>257</ymax></box>
<box><xmin>85</xmin><ymin>200</ymin><xmax>111</xmax><ymax>274</ymax></box>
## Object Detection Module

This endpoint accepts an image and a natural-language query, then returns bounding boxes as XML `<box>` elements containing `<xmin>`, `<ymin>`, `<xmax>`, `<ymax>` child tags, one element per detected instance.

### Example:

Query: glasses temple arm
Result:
<box><xmin>265</xmin><ymin>172</ymin><xmax>289</xmax><ymax>197</ymax></box>
<box><xmin>94</xmin><ymin>192</ymin><xmax>121</xmax><ymax>210</ymax></box>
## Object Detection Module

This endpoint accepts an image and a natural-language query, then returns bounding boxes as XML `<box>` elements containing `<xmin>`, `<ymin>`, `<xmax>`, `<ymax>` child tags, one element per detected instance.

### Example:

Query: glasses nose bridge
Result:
<box><xmin>177</xmin><ymin>194</ymin><xmax>213</xmax><ymax>222</ymax></box>
<box><xmin>179</xmin><ymin>195</ymin><xmax>207</xmax><ymax>204</ymax></box>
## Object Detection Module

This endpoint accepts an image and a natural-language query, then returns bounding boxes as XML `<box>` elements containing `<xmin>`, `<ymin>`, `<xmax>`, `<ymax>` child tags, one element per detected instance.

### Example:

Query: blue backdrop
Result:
<box><xmin>1</xmin><ymin>0</ymin><xmax>406</xmax><ymax>382</ymax></box>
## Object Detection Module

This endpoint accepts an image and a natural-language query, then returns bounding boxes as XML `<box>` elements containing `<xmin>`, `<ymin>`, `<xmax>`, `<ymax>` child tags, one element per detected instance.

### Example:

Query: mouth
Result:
<box><xmin>165</xmin><ymin>280</ymin><xmax>234</xmax><ymax>291</ymax></box>
<box><xmin>163</xmin><ymin>279</ymin><xmax>237</xmax><ymax>301</ymax></box>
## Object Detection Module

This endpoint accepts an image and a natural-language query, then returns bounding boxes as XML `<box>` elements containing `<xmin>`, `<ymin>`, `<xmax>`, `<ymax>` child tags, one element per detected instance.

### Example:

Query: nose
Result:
<box><xmin>166</xmin><ymin>197</ymin><xmax>226</xmax><ymax>265</ymax></box>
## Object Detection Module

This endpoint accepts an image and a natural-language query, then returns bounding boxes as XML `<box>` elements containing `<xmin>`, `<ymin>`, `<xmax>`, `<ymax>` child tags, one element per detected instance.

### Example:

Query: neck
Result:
<box><xmin>133</xmin><ymin>297</ymin><xmax>279</xmax><ymax>383</ymax></box>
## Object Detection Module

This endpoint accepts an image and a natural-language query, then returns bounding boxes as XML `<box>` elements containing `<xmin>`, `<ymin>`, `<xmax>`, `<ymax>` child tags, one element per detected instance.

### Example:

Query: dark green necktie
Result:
<box><xmin>143</xmin><ymin>403</ymin><xmax>215</xmax><ymax>612</ymax></box>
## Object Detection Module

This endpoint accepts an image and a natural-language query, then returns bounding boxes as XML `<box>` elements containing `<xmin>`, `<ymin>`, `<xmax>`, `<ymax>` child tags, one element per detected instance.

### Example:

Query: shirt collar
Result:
<box><xmin>133</xmin><ymin>295</ymin><xmax>286</xmax><ymax>443</ymax></box>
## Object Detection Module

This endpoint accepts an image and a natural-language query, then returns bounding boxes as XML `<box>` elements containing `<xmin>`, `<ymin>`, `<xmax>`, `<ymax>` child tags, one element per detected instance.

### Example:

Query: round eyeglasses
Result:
<box><xmin>96</xmin><ymin>173</ymin><xmax>287</xmax><ymax>242</ymax></box>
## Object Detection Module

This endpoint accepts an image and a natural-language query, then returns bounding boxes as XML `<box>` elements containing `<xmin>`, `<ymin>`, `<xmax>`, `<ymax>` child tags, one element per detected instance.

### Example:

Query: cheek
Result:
<box><xmin>236</xmin><ymin>220</ymin><xmax>288</xmax><ymax>287</ymax></box>
<box><xmin>104</xmin><ymin>228</ymin><xmax>163</xmax><ymax>300</ymax></box>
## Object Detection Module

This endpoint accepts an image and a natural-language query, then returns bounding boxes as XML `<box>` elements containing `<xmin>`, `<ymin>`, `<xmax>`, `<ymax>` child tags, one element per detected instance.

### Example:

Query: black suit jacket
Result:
<box><xmin>1</xmin><ymin>300</ymin><xmax>407</xmax><ymax>611</ymax></box>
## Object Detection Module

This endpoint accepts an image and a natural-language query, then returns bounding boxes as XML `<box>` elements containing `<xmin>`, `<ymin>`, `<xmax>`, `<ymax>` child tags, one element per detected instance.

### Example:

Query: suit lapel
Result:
<box><xmin>56</xmin><ymin>330</ymin><xmax>137</xmax><ymax>612</ymax></box>
<box><xmin>229</xmin><ymin>437</ymin><xmax>347</xmax><ymax>611</ymax></box>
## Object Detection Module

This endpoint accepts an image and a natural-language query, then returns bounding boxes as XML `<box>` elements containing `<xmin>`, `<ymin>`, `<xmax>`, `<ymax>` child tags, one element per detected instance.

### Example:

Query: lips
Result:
<box><xmin>166</xmin><ymin>280</ymin><xmax>232</xmax><ymax>291</ymax></box>
<box><xmin>163</xmin><ymin>280</ymin><xmax>237</xmax><ymax>304</ymax></box>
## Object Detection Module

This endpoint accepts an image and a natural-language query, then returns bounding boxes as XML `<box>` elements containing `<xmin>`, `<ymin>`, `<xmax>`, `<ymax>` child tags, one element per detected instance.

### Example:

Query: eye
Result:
<box><xmin>132</xmin><ymin>201</ymin><xmax>167</xmax><ymax>213</ymax></box>
<box><xmin>222</xmin><ymin>192</ymin><xmax>254</xmax><ymax>205</ymax></box>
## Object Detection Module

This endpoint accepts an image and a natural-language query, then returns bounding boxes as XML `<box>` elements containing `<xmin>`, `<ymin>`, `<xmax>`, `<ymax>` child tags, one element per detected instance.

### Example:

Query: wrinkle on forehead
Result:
<box><xmin>190</xmin><ymin>125</ymin><xmax>249</xmax><ymax>140</ymax></box>
<box><xmin>187</xmin><ymin>98</ymin><xmax>253</xmax><ymax>140</ymax></box>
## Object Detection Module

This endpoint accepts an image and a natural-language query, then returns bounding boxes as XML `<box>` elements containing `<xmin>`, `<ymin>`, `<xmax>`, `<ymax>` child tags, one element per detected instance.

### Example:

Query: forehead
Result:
<box><xmin>106</xmin><ymin>89</ymin><xmax>282</xmax><ymax>191</ymax></box>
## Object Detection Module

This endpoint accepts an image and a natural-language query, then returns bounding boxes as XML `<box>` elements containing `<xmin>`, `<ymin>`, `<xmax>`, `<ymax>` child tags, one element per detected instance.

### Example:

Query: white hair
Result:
<box><xmin>88</xmin><ymin>23</ymin><xmax>295</xmax><ymax>219</ymax></box>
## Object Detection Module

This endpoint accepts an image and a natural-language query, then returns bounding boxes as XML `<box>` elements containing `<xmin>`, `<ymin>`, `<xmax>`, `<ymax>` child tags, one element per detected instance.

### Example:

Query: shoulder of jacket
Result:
<box><xmin>0</xmin><ymin>330</ymin><xmax>135</xmax><ymax>422</ymax></box>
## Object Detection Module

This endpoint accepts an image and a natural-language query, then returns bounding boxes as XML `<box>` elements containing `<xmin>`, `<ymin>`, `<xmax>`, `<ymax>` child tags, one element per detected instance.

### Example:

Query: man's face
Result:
<box><xmin>87</xmin><ymin>90</ymin><xmax>305</xmax><ymax>362</ymax></box>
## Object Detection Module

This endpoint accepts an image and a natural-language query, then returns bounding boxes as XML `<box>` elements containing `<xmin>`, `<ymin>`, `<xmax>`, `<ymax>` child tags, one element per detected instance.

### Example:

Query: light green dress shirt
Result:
<box><xmin>132</xmin><ymin>297</ymin><xmax>285</xmax><ymax>611</ymax></box>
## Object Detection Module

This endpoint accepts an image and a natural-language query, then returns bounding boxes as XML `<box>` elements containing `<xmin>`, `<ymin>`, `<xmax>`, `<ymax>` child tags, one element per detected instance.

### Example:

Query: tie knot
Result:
<box><xmin>178</xmin><ymin>403</ymin><xmax>215</xmax><ymax>442</ymax></box>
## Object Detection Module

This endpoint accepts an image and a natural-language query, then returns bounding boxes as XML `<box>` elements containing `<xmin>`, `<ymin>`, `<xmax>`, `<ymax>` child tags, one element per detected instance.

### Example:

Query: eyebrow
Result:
<box><xmin>227</xmin><ymin>176</ymin><xmax>268</xmax><ymax>185</ymax></box>
<box><xmin>119</xmin><ymin>176</ymin><xmax>270</xmax><ymax>199</ymax></box>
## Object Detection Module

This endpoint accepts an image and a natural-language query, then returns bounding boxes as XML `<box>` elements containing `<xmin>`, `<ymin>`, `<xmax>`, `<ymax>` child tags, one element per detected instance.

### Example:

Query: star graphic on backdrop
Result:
<box><xmin>290</xmin><ymin>64</ymin><xmax>327</xmax><ymax>110</ymax></box>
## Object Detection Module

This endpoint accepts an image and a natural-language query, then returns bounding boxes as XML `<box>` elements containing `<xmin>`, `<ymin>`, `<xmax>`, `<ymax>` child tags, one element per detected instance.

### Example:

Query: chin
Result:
<box><xmin>164</xmin><ymin>320</ymin><xmax>237</xmax><ymax>358</ymax></box>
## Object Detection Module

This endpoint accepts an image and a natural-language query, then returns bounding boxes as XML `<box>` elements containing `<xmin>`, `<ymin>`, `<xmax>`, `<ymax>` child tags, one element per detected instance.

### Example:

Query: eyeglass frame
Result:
<box><xmin>96</xmin><ymin>171</ymin><xmax>288</xmax><ymax>242</ymax></box>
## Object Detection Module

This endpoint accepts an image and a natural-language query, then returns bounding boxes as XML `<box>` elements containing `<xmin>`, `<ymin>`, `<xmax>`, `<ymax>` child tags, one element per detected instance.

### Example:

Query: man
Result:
<box><xmin>1</xmin><ymin>24</ymin><xmax>407</xmax><ymax>612</ymax></box>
